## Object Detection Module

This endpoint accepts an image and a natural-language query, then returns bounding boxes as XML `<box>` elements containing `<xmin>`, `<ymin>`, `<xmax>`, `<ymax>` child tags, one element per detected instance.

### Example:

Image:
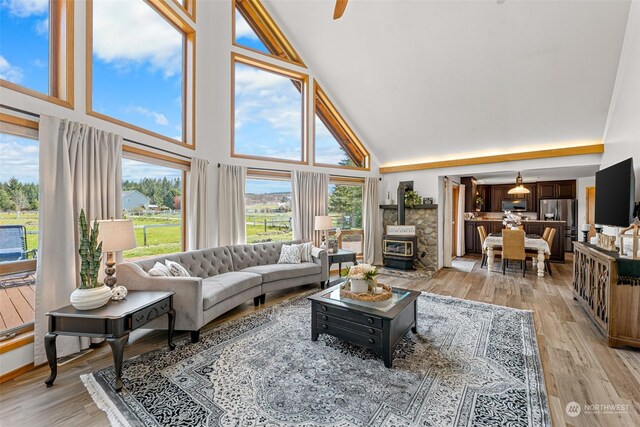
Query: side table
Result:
<box><xmin>325</xmin><ymin>249</ymin><xmax>358</xmax><ymax>288</ymax></box>
<box><xmin>44</xmin><ymin>290</ymin><xmax>175</xmax><ymax>392</ymax></box>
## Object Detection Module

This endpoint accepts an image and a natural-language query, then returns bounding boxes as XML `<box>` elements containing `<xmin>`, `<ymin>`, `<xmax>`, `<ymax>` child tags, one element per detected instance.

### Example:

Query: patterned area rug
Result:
<box><xmin>83</xmin><ymin>292</ymin><xmax>549</xmax><ymax>427</ymax></box>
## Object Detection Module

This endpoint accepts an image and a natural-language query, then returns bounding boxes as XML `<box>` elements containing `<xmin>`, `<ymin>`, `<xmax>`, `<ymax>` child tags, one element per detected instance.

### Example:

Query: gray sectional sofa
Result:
<box><xmin>117</xmin><ymin>240</ymin><xmax>328</xmax><ymax>342</ymax></box>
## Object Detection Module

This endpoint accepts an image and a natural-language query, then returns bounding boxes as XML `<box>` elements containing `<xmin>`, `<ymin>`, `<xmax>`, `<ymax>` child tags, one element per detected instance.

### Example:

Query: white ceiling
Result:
<box><xmin>265</xmin><ymin>0</ymin><xmax>631</xmax><ymax>167</ymax></box>
<box><xmin>472</xmin><ymin>165</ymin><xmax>600</xmax><ymax>185</ymax></box>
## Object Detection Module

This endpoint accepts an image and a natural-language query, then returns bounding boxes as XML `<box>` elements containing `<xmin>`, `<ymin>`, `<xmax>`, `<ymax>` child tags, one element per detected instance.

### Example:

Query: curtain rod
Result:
<box><xmin>219</xmin><ymin>163</ymin><xmax>381</xmax><ymax>181</ymax></box>
<box><xmin>1</xmin><ymin>103</ymin><xmax>193</xmax><ymax>161</ymax></box>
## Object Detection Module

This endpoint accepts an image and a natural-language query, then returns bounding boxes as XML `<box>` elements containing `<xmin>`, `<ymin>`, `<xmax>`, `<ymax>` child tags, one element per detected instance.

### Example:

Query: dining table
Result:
<box><xmin>482</xmin><ymin>233</ymin><xmax>551</xmax><ymax>277</ymax></box>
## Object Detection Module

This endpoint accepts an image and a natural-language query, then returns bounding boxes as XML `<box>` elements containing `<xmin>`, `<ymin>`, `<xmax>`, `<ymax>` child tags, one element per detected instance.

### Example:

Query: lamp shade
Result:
<box><xmin>314</xmin><ymin>215</ymin><xmax>332</xmax><ymax>231</ymax></box>
<box><xmin>97</xmin><ymin>219</ymin><xmax>137</xmax><ymax>252</ymax></box>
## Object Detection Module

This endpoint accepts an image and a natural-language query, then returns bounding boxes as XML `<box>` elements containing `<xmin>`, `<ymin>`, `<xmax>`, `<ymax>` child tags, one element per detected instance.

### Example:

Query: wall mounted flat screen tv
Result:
<box><xmin>595</xmin><ymin>158</ymin><xmax>635</xmax><ymax>227</ymax></box>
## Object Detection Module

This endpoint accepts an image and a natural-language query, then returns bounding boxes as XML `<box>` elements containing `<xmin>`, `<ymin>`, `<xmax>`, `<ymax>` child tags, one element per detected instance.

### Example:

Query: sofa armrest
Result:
<box><xmin>116</xmin><ymin>262</ymin><xmax>204</xmax><ymax>331</ymax></box>
<box><xmin>311</xmin><ymin>247</ymin><xmax>328</xmax><ymax>282</ymax></box>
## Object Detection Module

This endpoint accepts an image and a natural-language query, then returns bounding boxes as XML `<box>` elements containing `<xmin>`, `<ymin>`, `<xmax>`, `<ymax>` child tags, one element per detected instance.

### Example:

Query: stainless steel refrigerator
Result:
<box><xmin>539</xmin><ymin>199</ymin><xmax>578</xmax><ymax>252</ymax></box>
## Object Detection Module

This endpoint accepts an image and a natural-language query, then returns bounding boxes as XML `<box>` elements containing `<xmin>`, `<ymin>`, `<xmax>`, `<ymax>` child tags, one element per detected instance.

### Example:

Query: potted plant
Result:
<box><xmin>69</xmin><ymin>210</ymin><xmax>112</xmax><ymax>310</ymax></box>
<box><xmin>345</xmin><ymin>264</ymin><xmax>378</xmax><ymax>294</ymax></box>
<box><xmin>404</xmin><ymin>190</ymin><xmax>422</xmax><ymax>208</ymax></box>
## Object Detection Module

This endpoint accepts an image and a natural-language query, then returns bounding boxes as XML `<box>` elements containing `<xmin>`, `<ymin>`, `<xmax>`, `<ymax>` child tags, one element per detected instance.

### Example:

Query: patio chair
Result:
<box><xmin>0</xmin><ymin>225</ymin><xmax>37</xmax><ymax>263</ymax></box>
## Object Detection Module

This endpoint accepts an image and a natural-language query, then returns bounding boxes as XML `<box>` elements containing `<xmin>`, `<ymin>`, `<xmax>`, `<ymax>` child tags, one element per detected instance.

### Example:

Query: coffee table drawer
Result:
<box><xmin>316</xmin><ymin>303</ymin><xmax>382</xmax><ymax>328</ymax></box>
<box><xmin>317</xmin><ymin>321</ymin><xmax>382</xmax><ymax>350</ymax></box>
<box><xmin>131</xmin><ymin>298</ymin><xmax>171</xmax><ymax>330</ymax></box>
<box><xmin>317</xmin><ymin>314</ymin><xmax>382</xmax><ymax>338</ymax></box>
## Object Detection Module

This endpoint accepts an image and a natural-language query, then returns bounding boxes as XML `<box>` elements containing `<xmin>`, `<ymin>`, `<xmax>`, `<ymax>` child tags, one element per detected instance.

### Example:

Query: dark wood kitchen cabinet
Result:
<box><xmin>461</xmin><ymin>177</ymin><xmax>477</xmax><ymax>212</ymax></box>
<box><xmin>536</xmin><ymin>180</ymin><xmax>576</xmax><ymax>199</ymax></box>
<box><xmin>476</xmin><ymin>185</ymin><xmax>490</xmax><ymax>212</ymax></box>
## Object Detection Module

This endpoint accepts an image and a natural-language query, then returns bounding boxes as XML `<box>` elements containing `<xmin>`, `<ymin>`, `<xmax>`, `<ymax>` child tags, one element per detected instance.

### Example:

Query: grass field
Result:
<box><xmin>1</xmin><ymin>208</ymin><xmax>358</xmax><ymax>260</ymax></box>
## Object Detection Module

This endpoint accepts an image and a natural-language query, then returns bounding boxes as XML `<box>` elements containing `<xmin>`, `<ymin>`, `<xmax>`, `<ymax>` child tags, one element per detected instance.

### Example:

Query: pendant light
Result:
<box><xmin>508</xmin><ymin>172</ymin><xmax>531</xmax><ymax>195</ymax></box>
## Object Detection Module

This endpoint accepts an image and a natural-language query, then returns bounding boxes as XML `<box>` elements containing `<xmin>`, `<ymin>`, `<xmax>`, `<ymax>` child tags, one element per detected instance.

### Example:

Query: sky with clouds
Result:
<box><xmin>0</xmin><ymin>0</ymin><xmax>49</xmax><ymax>92</ymax></box>
<box><xmin>1</xmin><ymin>1</ymin><xmax>351</xmax><ymax>193</ymax></box>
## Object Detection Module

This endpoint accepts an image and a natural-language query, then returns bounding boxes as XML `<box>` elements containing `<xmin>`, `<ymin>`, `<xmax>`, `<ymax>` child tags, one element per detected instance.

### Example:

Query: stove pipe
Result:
<box><xmin>397</xmin><ymin>181</ymin><xmax>414</xmax><ymax>226</ymax></box>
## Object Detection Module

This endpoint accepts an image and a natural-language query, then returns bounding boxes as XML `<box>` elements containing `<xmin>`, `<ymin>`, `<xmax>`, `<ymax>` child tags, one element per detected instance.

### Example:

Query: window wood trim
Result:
<box><xmin>329</xmin><ymin>176</ymin><xmax>365</xmax><ymax>185</ymax></box>
<box><xmin>231</xmin><ymin>53</ymin><xmax>309</xmax><ymax>165</ymax></box>
<box><xmin>313</xmin><ymin>82</ymin><xmax>370</xmax><ymax>171</ymax></box>
<box><xmin>86</xmin><ymin>0</ymin><xmax>196</xmax><ymax>149</ymax></box>
<box><xmin>0</xmin><ymin>0</ymin><xmax>74</xmax><ymax>109</ymax></box>
<box><xmin>171</xmin><ymin>0</ymin><xmax>195</xmax><ymax>21</ymax></box>
<box><xmin>233</xmin><ymin>0</ymin><xmax>305</xmax><ymax>68</ymax></box>
<box><xmin>247</xmin><ymin>169</ymin><xmax>292</xmax><ymax>181</ymax></box>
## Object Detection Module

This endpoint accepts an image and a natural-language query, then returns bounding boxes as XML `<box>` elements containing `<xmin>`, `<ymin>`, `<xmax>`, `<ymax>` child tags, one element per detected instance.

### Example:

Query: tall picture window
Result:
<box><xmin>232</xmin><ymin>55</ymin><xmax>307</xmax><ymax>163</ymax></box>
<box><xmin>245</xmin><ymin>176</ymin><xmax>293</xmax><ymax>243</ymax></box>
<box><xmin>121</xmin><ymin>156</ymin><xmax>185</xmax><ymax>260</ymax></box>
<box><xmin>0</xmin><ymin>0</ymin><xmax>73</xmax><ymax>106</ymax></box>
<box><xmin>0</xmin><ymin>115</ymin><xmax>39</xmax><ymax>336</ymax></box>
<box><xmin>88</xmin><ymin>0</ymin><xmax>195</xmax><ymax>146</ymax></box>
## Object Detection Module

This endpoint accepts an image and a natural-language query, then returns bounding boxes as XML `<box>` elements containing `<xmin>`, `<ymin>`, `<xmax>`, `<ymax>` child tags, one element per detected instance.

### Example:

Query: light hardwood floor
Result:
<box><xmin>1</xmin><ymin>255</ymin><xmax>639</xmax><ymax>427</ymax></box>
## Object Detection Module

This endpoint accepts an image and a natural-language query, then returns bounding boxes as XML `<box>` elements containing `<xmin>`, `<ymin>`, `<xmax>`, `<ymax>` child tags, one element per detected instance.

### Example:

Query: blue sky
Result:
<box><xmin>0</xmin><ymin>133</ymin><xmax>38</xmax><ymax>183</ymax></box>
<box><xmin>122</xmin><ymin>158</ymin><xmax>182</xmax><ymax>182</ymax></box>
<box><xmin>246</xmin><ymin>178</ymin><xmax>290</xmax><ymax>195</ymax></box>
<box><xmin>0</xmin><ymin>0</ymin><xmax>49</xmax><ymax>93</ymax></box>
<box><xmin>92</xmin><ymin>0</ymin><xmax>183</xmax><ymax>141</ymax></box>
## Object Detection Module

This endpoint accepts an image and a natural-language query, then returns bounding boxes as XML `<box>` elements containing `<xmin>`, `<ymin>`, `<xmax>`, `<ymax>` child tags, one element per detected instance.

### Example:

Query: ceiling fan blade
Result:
<box><xmin>333</xmin><ymin>0</ymin><xmax>348</xmax><ymax>20</ymax></box>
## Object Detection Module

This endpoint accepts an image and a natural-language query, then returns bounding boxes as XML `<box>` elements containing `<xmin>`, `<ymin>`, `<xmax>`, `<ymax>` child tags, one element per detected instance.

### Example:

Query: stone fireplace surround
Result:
<box><xmin>381</xmin><ymin>204</ymin><xmax>438</xmax><ymax>275</ymax></box>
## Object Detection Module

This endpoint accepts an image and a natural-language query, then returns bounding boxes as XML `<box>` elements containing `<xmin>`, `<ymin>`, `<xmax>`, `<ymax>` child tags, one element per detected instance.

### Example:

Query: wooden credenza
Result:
<box><xmin>573</xmin><ymin>242</ymin><xmax>640</xmax><ymax>348</ymax></box>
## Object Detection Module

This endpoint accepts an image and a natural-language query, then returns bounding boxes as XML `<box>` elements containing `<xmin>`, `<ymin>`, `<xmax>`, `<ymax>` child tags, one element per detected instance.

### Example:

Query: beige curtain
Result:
<box><xmin>443</xmin><ymin>177</ymin><xmax>453</xmax><ymax>267</ymax></box>
<box><xmin>292</xmin><ymin>171</ymin><xmax>329</xmax><ymax>244</ymax></box>
<box><xmin>457</xmin><ymin>183</ymin><xmax>466</xmax><ymax>257</ymax></box>
<box><xmin>187</xmin><ymin>158</ymin><xmax>209</xmax><ymax>250</ymax></box>
<box><xmin>217</xmin><ymin>164</ymin><xmax>246</xmax><ymax>246</ymax></box>
<box><xmin>363</xmin><ymin>177</ymin><xmax>383</xmax><ymax>265</ymax></box>
<box><xmin>34</xmin><ymin>115</ymin><xmax>122</xmax><ymax>365</ymax></box>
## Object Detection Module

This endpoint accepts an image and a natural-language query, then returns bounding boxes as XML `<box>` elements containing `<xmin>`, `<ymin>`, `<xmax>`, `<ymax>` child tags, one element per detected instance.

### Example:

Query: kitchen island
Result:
<box><xmin>464</xmin><ymin>219</ymin><xmax>566</xmax><ymax>262</ymax></box>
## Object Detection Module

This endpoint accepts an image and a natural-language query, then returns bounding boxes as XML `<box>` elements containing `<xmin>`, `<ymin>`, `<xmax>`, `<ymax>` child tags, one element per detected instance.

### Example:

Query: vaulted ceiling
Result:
<box><xmin>264</xmin><ymin>0</ymin><xmax>632</xmax><ymax>168</ymax></box>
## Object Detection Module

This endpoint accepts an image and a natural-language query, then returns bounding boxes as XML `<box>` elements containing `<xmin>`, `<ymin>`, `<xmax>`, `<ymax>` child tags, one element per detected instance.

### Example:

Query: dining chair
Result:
<box><xmin>478</xmin><ymin>226</ymin><xmax>500</xmax><ymax>268</ymax></box>
<box><xmin>542</xmin><ymin>227</ymin><xmax>551</xmax><ymax>242</ymax></box>
<box><xmin>501</xmin><ymin>229</ymin><xmax>526</xmax><ymax>276</ymax></box>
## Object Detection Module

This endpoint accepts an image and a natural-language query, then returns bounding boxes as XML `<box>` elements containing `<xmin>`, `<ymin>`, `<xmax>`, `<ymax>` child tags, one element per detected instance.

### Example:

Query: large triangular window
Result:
<box><xmin>233</xmin><ymin>0</ymin><xmax>305</xmax><ymax>67</ymax></box>
<box><xmin>314</xmin><ymin>83</ymin><xmax>369</xmax><ymax>170</ymax></box>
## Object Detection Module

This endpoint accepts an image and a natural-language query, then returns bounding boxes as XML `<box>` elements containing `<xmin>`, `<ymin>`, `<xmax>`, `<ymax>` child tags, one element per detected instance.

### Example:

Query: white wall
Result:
<box><xmin>602</xmin><ymin>0</ymin><xmax>640</xmax><ymax>200</ymax></box>
<box><xmin>0</xmin><ymin>0</ymin><xmax>381</xmax><ymax>248</ymax></box>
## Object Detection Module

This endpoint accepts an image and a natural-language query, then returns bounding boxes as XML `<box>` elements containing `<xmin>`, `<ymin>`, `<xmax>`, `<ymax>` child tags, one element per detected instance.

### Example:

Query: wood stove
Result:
<box><xmin>382</xmin><ymin>180</ymin><xmax>418</xmax><ymax>270</ymax></box>
<box><xmin>383</xmin><ymin>235</ymin><xmax>418</xmax><ymax>270</ymax></box>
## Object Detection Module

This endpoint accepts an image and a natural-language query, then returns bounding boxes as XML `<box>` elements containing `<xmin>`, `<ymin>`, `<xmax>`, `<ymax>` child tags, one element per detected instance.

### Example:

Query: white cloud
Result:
<box><xmin>31</xmin><ymin>58</ymin><xmax>46</xmax><ymax>68</ymax></box>
<box><xmin>0</xmin><ymin>136</ymin><xmax>39</xmax><ymax>183</ymax></box>
<box><xmin>2</xmin><ymin>0</ymin><xmax>48</xmax><ymax>17</ymax></box>
<box><xmin>126</xmin><ymin>106</ymin><xmax>169</xmax><ymax>126</ymax></box>
<box><xmin>235</xmin><ymin>65</ymin><xmax>290</xmax><ymax>96</ymax></box>
<box><xmin>35</xmin><ymin>17</ymin><xmax>48</xmax><ymax>35</ymax></box>
<box><xmin>235</xmin><ymin>11</ymin><xmax>259</xmax><ymax>41</ymax></box>
<box><xmin>93</xmin><ymin>0</ymin><xmax>182</xmax><ymax>77</ymax></box>
<box><xmin>0</xmin><ymin>55</ymin><xmax>23</xmax><ymax>83</ymax></box>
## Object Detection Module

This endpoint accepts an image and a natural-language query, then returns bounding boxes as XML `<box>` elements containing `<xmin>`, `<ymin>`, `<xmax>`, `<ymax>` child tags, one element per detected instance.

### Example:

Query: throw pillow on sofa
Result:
<box><xmin>165</xmin><ymin>260</ymin><xmax>191</xmax><ymax>277</ymax></box>
<box><xmin>293</xmin><ymin>242</ymin><xmax>313</xmax><ymax>262</ymax></box>
<box><xmin>278</xmin><ymin>244</ymin><xmax>302</xmax><ymax>264</ymax></box>
<box><xmin>148</xmin><ymin>262</ymin><xmax>171</xmax><ymax>277</ymax></box>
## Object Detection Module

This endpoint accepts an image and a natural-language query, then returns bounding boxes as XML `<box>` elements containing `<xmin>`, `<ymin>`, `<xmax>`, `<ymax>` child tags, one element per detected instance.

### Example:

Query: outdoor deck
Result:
<box><xmin>0</xmin><ymin>274</ymin><xmax>35</xmax><ymax>333</ymax></box>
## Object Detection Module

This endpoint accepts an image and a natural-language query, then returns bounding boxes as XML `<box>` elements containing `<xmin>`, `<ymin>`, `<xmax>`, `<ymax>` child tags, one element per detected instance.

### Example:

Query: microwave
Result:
<box><xmin>502</xmin><ymin>199</ymin><xmax>527</xmax><ymax>211</ymax></box>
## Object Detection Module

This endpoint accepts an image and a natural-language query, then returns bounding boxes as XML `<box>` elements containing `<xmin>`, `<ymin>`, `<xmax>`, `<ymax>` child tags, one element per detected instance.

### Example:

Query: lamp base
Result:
<box><xmin>104</xmin><ymin>252</ymin><xmax>117</xmax><ymax>289</ymax></box>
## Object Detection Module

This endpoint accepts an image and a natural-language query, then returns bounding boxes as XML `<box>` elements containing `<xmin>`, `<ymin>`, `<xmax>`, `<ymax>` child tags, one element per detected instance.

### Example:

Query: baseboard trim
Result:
<box><xmin>0</xmin><ymin>363</ymin><xmax>35</xmax><ymax>383</ymax></box>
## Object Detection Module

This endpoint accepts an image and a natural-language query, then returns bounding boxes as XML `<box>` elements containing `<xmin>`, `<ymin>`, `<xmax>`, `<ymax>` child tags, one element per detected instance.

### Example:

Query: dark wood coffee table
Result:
<box><xmin>44</xmin><ymin>290</ymin><xmax>175</xmax><ymax>392</ymax></box>
<box><xmin>308</xmin><ymin>283</ymin><xmax>420</xmax><ymax>368</ymax></box>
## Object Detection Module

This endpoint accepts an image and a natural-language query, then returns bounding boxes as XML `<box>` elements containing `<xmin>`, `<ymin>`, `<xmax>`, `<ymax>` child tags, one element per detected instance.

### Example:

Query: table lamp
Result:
<box><xmin>314</xmin><ymin>215</ymin><xmax>333</xmax><ymax>249</ymax></box>
<box><xmin>97</xmin><ymin>219</ymin><xmax>136</xmax><ymax>289</ymax></box>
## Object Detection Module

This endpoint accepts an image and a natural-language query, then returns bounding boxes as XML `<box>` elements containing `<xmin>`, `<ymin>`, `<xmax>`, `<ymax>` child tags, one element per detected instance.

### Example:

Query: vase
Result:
<box><xmin>511</xmin><ymin>226</ymin><xmax>519</xmax><ymax>230</ymax></box>
<box><xmin>350</xmin><ymin>279</ymin><xmax>369</xmax><ymax>294</ymax></box>
<box><xmin>70</xmin><ymin>285</ymin><xmax>112</xmax><ymax>310</ymax></box>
